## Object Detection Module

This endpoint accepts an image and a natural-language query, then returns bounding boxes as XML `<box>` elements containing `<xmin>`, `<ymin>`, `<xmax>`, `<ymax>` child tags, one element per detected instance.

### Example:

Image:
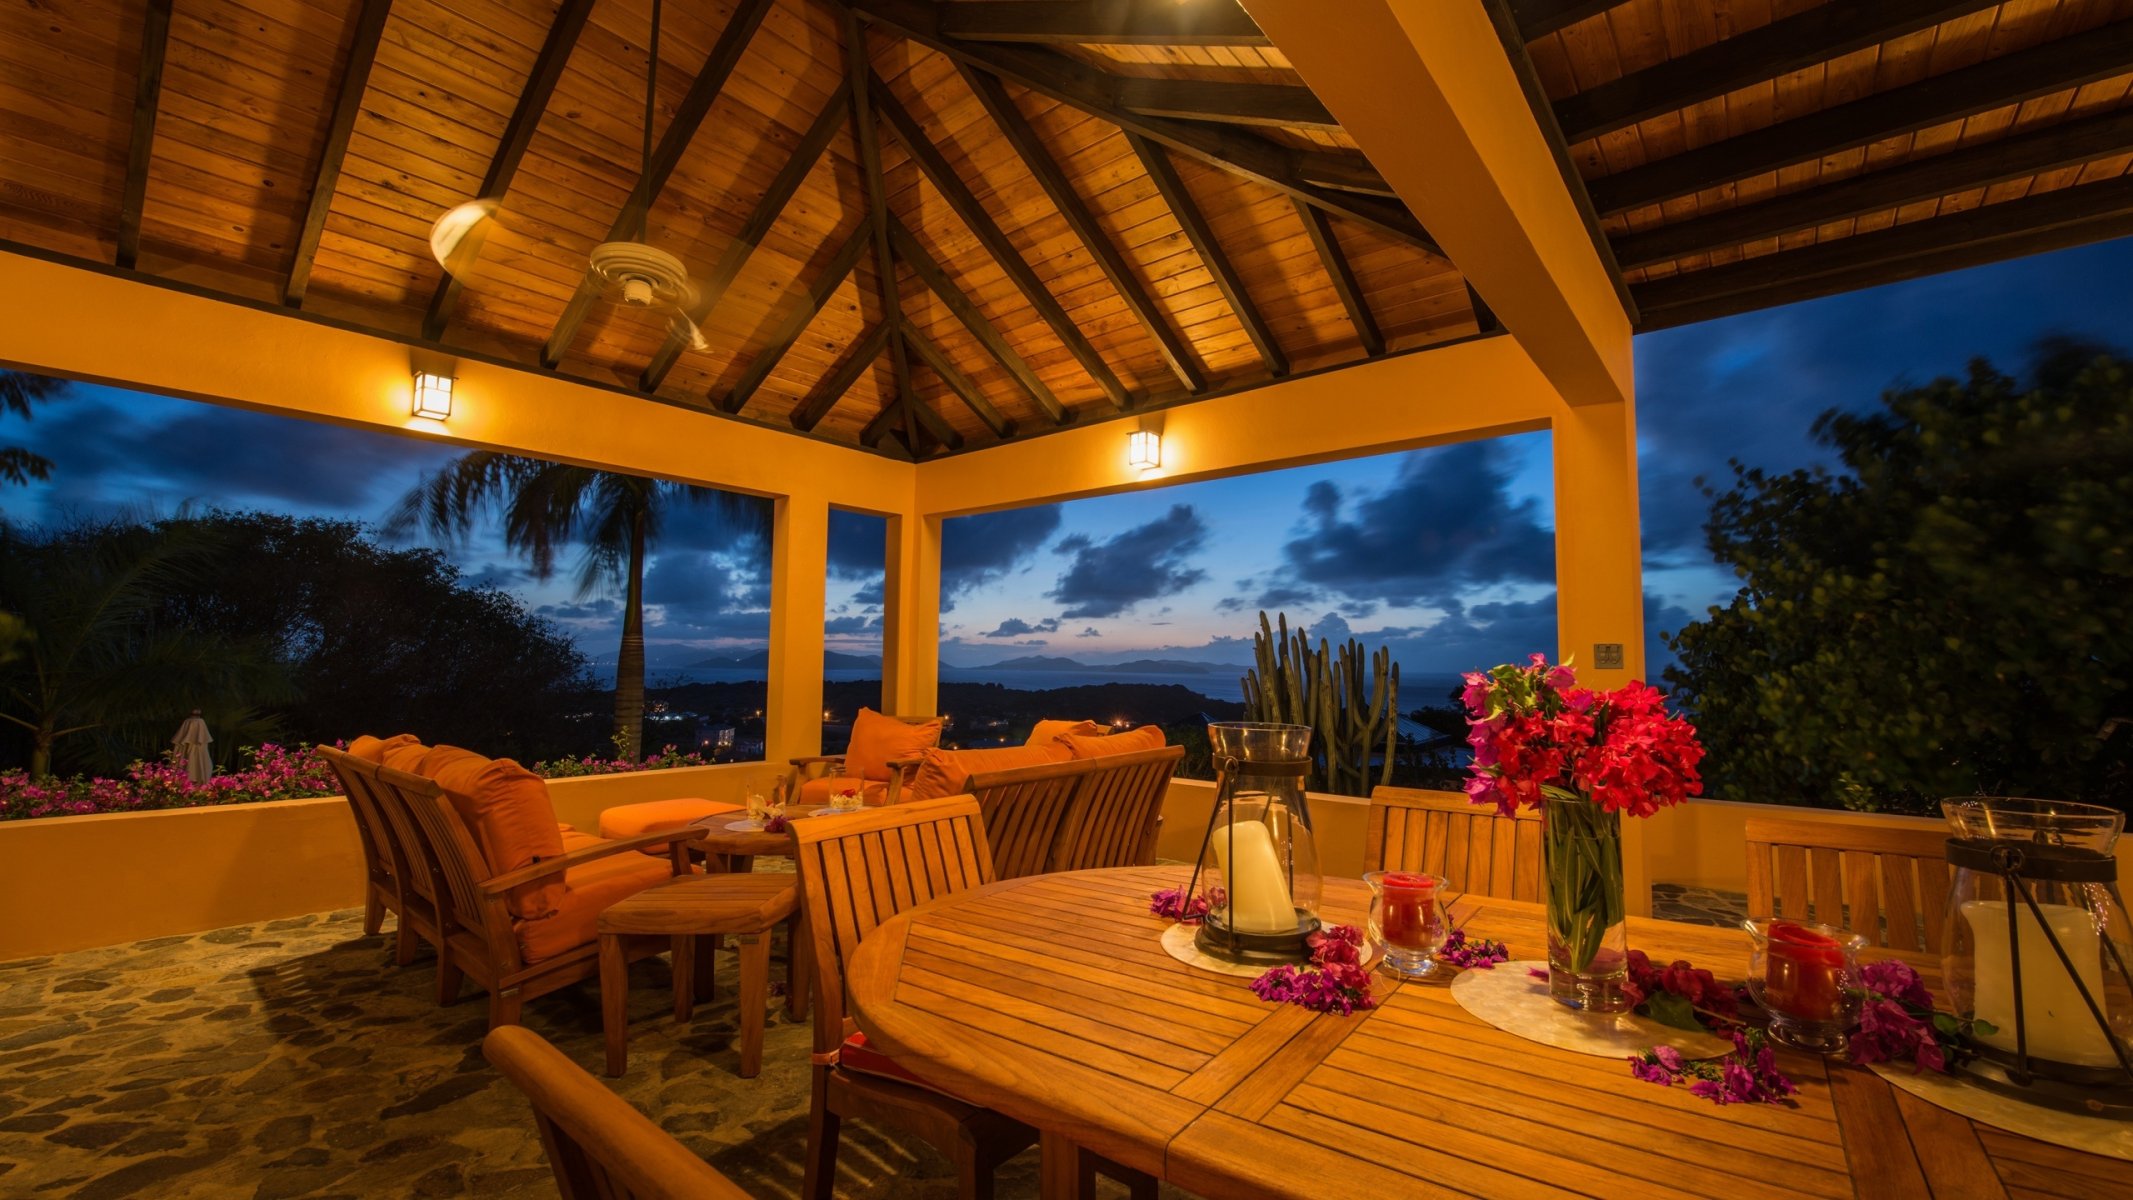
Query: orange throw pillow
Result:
<box><xmin>1027</xmin><ymin>719</ymin><xmax>1102</xmax><ymax>746</ymax></box>
<box><xmin>906</xmin><ymin>744</ymin><xmax>1071</xmax><ymax>801</ymax></box>
<box><xmin>844</xmin><ymin>708</ymin><xmax>943</xmax><ymax>781</ymax></box>
<box><xmin>381</xmin><ymin>742</ymin><xmax>432</xmax><ymax>774</ymax></box>
<box><xmin>425</xmin><ymin>748</ymin><xmax>570</xmax><ymax>920</ymax></box>
<box><xmin>1058</xmin><ymin>725</ymin><xmax>1166</xmax><ymax>759</ymax></box>
<box><xmin>348</xmin><ymin>733</ymin><xmax>419</xmax><ymax>764</ymax></box>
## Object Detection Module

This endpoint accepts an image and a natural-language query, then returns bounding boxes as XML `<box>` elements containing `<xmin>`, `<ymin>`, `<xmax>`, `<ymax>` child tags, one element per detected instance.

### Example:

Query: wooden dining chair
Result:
<box><xmin>318</xmin><ymin>745</ymin><xmax>422</xmax><ymax>960</ymax></box>
<box><xmin>1047</xmin><ymin>746</ymin><xmax>1185</xmax><ymax>873</ymax></box>
<box><xmin>484</xmin><ymin>1025</ymin><xmax>752</xmax><ymax>1200</ymax></box>
<box><xmin>1366</xmin><ymin>786</ymin><xmax>1544</xmax><ymax>901</ymax></box>
<box><xmin>789</xmin><ymin>795</ymin><xmax>1037</xmax><ymax>1200</ymax></box>
<box><xmin>1744</xmin><ymin>812</ymin><xmax>1954</xmax><ymax>952</ymax></box>
<box><xmin>330</xmin><ymin>749</ymin><xmax>457</xmax><ymax>994</ymax></box>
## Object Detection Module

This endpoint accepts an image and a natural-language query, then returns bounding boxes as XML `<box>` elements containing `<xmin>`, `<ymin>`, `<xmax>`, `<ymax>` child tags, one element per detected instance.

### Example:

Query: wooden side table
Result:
<box><xmin>596</xmin><ymin>873</ymin><xmax>805</xmax><ymax>1078</ymax></box>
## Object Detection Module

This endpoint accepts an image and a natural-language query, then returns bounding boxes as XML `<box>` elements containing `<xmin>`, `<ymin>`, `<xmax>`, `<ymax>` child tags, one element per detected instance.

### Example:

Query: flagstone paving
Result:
<box><xmin>0</xmin><ymin>909</ymin><xmax>1165</xmax><ymax>1200</ymax></box>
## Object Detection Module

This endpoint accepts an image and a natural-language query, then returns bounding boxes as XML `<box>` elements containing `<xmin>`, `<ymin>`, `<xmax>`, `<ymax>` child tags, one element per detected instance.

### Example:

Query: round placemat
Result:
<box><xmin>1157</xmin><ymin>924</ymin><xmax>1382</xmax><ymax>979</ymax></box>
<box><xmin>1450</xmin><ymin>961</ymin><xmax>1730</xmax><ymax>1060</ymax></box>
<box><xmin>1872</xmin><ymin>1064</ymin><xmax>2133</xmax><ymax>1161</ymax></box>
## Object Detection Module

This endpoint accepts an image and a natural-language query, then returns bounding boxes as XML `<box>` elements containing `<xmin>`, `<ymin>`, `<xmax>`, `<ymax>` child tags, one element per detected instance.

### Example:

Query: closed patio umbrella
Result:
<box><xmin>173</xmin><ymin>710</ymin><xmax>213</xmax><ymax>785</ymax></box>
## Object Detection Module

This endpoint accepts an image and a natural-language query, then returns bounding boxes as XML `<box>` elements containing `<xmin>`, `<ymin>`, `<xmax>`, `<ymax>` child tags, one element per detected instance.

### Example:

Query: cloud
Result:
<box><xmin>827</xmin><ymin>509</ymin><xmax>886</xmax><ymax>579</ymax></box>
<box><xmin>941</xmin><ymin>504</ymin><xmax>1064</xmax><ymax>610</ymax></box>
<box><xmin>1076</xmin><ymin>626</ymin><xmax>1101</xmax><ymax>638</ymax></box>
<box><xmin>982</xmin><ymin>616</ymin><xmax>1062</xmax><ymax>638</ymax></box>
<box><xmin>824</xmin><ymin>614</ymin><xmax>881</xmax><ymax>635</ymax></box>
<box><xmin>1048</xmin><ymin>504</ymin><xmax>1209</xmax><ymax>618</ymax></box>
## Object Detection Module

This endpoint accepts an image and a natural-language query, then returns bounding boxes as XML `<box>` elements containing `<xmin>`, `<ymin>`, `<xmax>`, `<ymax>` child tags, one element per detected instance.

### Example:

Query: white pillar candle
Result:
<box><xmin>1212</xmin><ymin>818</ymin><xmax>1296</xmax><ymax>934</ymax></box>
<box><xmin>1960</xmin><ymin>900</ymin><xmax>2120</xmax><ymax>1068</ymax></box>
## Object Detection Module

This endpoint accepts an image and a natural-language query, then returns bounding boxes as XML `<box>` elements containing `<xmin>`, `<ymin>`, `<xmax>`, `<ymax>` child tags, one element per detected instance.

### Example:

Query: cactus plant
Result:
<box><xmin>1240</xmin><ymin>611</ymin><xmax>1400</xmax><ymax>796</ymax></box>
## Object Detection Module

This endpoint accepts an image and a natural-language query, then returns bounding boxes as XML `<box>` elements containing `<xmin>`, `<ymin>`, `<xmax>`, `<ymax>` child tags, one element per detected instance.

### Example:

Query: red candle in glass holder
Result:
<box><xmin>1764</xmin><ymin>921</ymin><xmax>1846</xmax><ymax>1020</ymax></box>
<box><xmin>1379</xmin><ymin>872</ymin><xmax>1438</xmax><ymax>950</ymax></box>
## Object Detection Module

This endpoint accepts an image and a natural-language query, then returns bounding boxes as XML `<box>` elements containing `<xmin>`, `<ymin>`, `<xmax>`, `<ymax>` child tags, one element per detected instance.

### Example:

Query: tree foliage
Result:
<box><xmin>1665</xmin><ymin>343</ymin><xmax>2133</xmax><ymax>813</ymax></box>
<box><xmin>1</xmin><ymin>370</ymin><xmax>67</xmax><ymax>486</ymax></box>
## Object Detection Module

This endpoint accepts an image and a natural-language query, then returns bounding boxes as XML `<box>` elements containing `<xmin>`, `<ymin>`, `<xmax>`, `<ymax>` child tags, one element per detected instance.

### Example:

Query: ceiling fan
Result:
<box><xmin>428</xmin><ymin>0</ymin><xmax>709</xmax><ymax>352</ymax></box>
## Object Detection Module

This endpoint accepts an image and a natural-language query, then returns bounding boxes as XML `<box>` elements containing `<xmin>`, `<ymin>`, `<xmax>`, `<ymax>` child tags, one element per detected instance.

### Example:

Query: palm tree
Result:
<box><xmin>2</xmin><ymin>370</ymin><xmax>68</xmax><ymax>487</ymax></box>
<box><xmin>392</xmin><ymin>454</ymin><xmax>757</xmax><ymax>759</ymax></box>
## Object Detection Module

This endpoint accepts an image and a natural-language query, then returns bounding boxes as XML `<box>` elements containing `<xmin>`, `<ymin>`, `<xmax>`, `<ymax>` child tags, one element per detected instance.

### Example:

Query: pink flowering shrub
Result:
<box><xmin>2</xmin><ymin>741</ymin><xmax>716</xmax><ymax>822</ymax></box>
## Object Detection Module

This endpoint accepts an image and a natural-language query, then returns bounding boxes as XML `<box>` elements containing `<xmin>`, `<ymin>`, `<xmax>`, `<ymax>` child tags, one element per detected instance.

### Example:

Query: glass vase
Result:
<box><xmin>1543</xmin><ymin>789</ymin><xmax>1630</xmax><ymax>1012</ymax></box>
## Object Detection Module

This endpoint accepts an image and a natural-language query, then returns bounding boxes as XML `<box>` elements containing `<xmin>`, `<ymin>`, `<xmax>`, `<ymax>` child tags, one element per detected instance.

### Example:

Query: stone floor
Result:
<box><xmin>1650</xmin><ymin>883</ymin><xmax>1749</xmax><ymax>928</ymax></box>
<box><xmin>0</xmin><ymin>910</ymin><xmax>1150</xmax><ymax>1200</ymax></box>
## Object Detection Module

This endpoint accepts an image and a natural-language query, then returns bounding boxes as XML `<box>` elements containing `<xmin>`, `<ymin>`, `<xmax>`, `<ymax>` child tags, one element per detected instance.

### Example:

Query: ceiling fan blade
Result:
<box><xmin>664</xmin><ymin>307</ymin><xmax>711</xmax><ymax>353</ymax></box>
<box><xmin>429</xmin><ymin>199</ymin><xmax>500</xmax><ymax>278</ymax></box>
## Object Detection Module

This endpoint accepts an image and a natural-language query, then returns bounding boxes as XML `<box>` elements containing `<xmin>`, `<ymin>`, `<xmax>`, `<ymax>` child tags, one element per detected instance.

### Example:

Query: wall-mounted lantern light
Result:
<box><xmin>1127</xmin><ymin>427</ymin><xmax>1162</xmax><ymax>471</ymax></box>
<box><xmin>411</xmin><ymin>371</ymin><xmax>454</xmax><ymax>421</ymax></box>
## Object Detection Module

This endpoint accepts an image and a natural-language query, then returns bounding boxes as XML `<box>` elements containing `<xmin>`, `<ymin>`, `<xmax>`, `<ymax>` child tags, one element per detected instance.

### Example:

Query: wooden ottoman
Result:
<box><xmin>596</xmin><ymin>873</ymin><xmax>804</xmax><ymax>1078</ymax></box>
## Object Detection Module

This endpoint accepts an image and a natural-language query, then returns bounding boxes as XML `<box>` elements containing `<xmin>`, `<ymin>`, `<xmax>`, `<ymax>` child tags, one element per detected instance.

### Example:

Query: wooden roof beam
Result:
<box><xmin>889</xmin><ymin>219</ymin><xmax>1070</xmax><ymax>426</ymax></box>
<box><xmin>847</xmin><ymin>0</ymin><xmax>1439</xmax><ymax>254</ymax></box>
<box><xmin>638</xmin><ymin>84</ymin><xmax>851</xmax><ymax>392</ymax></box>
<box><xmin>423</xmin><ymin>0</ymin><xmax>596</xmax><ymax>340</ymax></box>
<box><xmin>1507</xmin><ymin>0</ymin><xmax>1623</xmax><ymax>42</ymax></box>
<box><xmin>903</xmin><ymin>323</ymin><xmax>1013</xmax><ymax>438</ymax></box>
<box><xmin>864</xmin><ymin>345</ymin><xmax>966</xmax><ymax>451</ymax></box>
<box><xmin>939</xmin><ymin>1</ymin><xmax>1268</xmax><ymax>46</ymax></box>
<box><xmin>116</xmin><ymin>0</ymin><xmax>171</xmax><ymax>270</ymax></box>
<box><xmin>791</xmin><ymin>320</ymin><xmax>892</xmax><ymax>433</ymax></box>
<box><xmin>1633</xmin><ymin>175</ymin><xmax>2133</xmax><ymax>329</ymax></box>
<box><xmin>1590</xmin><ymin>19</ymin><xmax>2133</xmax><ymax>216</ymax></box>
<box><xmin>871</xmin><ymin>74</ymin><xmax>1133</xmax><ymax>411</ymax></box>
<box><xmin>716</xmin><ymin>221</ymin><xmax>871</xmax><ymax>415</ymax></box>
<box><xmin>959</xmin><ymin>63</ymin><xmax>1204</xmax><ymax>393</ymax></box>
<box><xmin>283</xmin><ymin>0</ymin><xmax>393</xmax><ymax>307</ymax></box>
<box><xmin>1555</xmin><ymin>0</ymin><xmax>2001</xmax><ymax>144</ymax></box>
<box><xmin>846</xmin><ymin>12</ymin><xmax>921</xmax><ymax>452</ymax></box>
<box><xmin>1292</xmin><ymin>199</ymin><xmax>1382</xmax><ymax>357</ymax></box>
<box><xmin>1297</xmin><ymin>152</ymin><xmax>1398</xmax><ymax>198</ymax></box>
<box><xmin>541</xmin><ymin>0</ymin><xmax>776</xmax><ymax>368</ymax></box>
<box><xmin>1131</xmin><ymin>133</ymin><xmax>1287</xmax><ymax>377</ymax></box>
<box><xmin>1114</xmin><ymin>78</ymin><xmax>1336</xmax><ymax>130</ymax></box>
<box><xmin>1614</xmin><ymin>106</ymin><xmax>2133</xmax><ymax>270</ymax></box>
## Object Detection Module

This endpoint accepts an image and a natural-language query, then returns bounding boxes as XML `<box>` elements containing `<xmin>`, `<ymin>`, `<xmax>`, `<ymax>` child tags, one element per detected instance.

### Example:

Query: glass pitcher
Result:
<box><xmin>1942</xmin><ymin>797</ymin><xmax>2133</xmax><ymax>1088</ymax></box>
<box><xmin>1188</xmin><ymin>723</ymin><xmax>1321</xmax><ymax>965</ymax></box>
<box><xmin>1365</xmin><ymin>870</ymin><xmax>1447</xmax><ymax>979</ymax></box>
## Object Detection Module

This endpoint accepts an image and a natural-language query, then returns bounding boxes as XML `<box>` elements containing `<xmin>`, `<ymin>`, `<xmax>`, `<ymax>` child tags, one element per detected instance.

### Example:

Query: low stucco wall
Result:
<box><xmin>0</xmin><ymin>762</ymin><xmax>783</xmax><ymax>961</ymax></box>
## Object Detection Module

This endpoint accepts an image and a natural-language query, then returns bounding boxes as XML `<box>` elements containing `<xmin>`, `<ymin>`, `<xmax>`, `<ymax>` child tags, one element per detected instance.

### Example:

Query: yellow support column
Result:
<box><xmin>766</xmin><ymin>494</ymin><xmax>829</xmax><ymax>766</ymax></box>
<box><xmin>1554</xmin><ymin>395</ymin><xmax>1653</xmax><ymax>913</ymax></box>
<box><xmin>880</xmin><ymin>512</ymin><xmax>943</xmax><ymax>717</ymax></box>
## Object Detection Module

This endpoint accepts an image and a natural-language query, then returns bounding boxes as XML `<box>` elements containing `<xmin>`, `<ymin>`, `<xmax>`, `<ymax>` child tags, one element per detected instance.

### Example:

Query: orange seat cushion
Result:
<box><xmin>1058</xmin><ymin>724</ymin><xmax>1166</xmax><ymax>759</ymax></box>
<box><xmin>423</xmin><ymin>746</ymin><xmax>571</xmax><ymax>921</ymax></box>
<box><xmin>598</xmin><ymin>798</ymin><xmax>742</xmax><ymax>854</ymax></box>
<box><xmin>844</xmin><ymin>708</ymin><xmax>943</xmax><ymax>782</ymax></box>
<box><xmin>348</xmin><ymin>733</ymin><xmax>420</xmax><ymax>764</ymax></box>
<box><xmin>838</xmin><ymin>1031</ymin><xmax>949</xmax><ymax>1096</ymax></box>
<box><xmin>1027</xmin><ymin>719</ymin><xmax>1102</xmax><ymax>746</ymax></box>
<box><xmin>513</xmin><ymin>849</ymin><xmax>673</xmax><ymax>965</ymax></box>
<box><xmin>906</xmin><ymin>744</ymin><xmax>1071</xmax><ymax>802</ymax></box>
<box><xmin>798</xmin><ymin>776</ymin><xmax>888</xmax><ymax>808</ymax></box>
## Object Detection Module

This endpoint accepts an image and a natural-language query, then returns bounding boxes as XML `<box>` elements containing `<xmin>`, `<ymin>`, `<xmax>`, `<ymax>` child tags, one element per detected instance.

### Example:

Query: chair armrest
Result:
<box><xmin>788</xmin><ymin>756</ymin><xmax>846</xmax><ymax>767</ymax></box>
<box><xmin>479</xmin><ymin>828</ymin><xmax>701</xmax><ymax>895</ymax></box>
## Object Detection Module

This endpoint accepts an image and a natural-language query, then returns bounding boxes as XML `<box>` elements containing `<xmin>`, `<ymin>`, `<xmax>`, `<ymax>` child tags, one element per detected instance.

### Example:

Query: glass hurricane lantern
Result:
<box><xmin>1186</xmin><ymin>722</ymin><xmax>1322</xmax><ymax>966</ymax></box>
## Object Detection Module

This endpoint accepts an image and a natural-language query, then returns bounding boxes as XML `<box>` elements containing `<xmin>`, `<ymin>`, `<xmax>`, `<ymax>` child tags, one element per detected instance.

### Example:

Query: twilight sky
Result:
<box><xmin>5</xmin><ymin>236</ymin><xmax>2129</xmax><ymax>685</ymax></box>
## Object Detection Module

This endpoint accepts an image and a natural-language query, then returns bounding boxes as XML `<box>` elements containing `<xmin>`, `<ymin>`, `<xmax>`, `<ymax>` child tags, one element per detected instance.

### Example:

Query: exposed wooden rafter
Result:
<box><xmin>1130</xmin><ymin>133</ymin><xmax>1287</xmax><ymax>377</ymax></box>
<box><xmin>115</xmin><ymin>0</ymin><xmax>171</xmax><ymax>270</ymax></box>
<box><xmin>863</xmin><ymin>357</ymin><xmax>964</xmax><ymax>450</ymax></box>
<box><xmin>790</xmin><ymin>320</ymin><xmax>891</xmax><ymax>432</ymax></box>
<box><xmin>847</xmin><ymin>13</ymin><xmax>921</xmax><ymax>453</ymax></box>
<box><xmin>1613</xmin><ymin>108</ymin><xmax>2133</xmax><ymax>270</ymax></box>
<box><xmin>903</xmin><ymin>323</ymin><xmax>1014</xmax><ymax>438</ymax></box>
<box><xmin>716</xmin><ymin>221</ymin><xmax>872</xmax><ymax>415</ymax></box>
<box><xmin>1554</xmin><ymin>0</ymin><xmax>2002</xmax><ymax>144</ymax></box>
<box><xmin>1589</xmin><ymin>19</ymin><xmax>2133</xmax><ymax>217</ymax></box>
<box><xmin>422</xmin><ymin>0</ymin><xmax>596</xmax><ymax>340</ymax></box>
<box><xmin>1634</xmin><ymin>176</ymin><xmax>2133</xmax><ymax>329</ymax></box>
<box><xmin>283</xmin><ymin>0</ymin><xmax>393</xmax><ymax>307</ymax></box>
<box><xmin>1113</xmin><ymin>78</ymin><xmax>1336</xmax><ymax>130</ymax></box>
<box><xmin>1292</xmin><ymin>198</ymin><xmax>1382</xmax><ymax>357</ymax></box>
<box><xmin>1466</xmin><ymin>283</ymin><xmax>1500</xmax><ymax>335</ymax></box>
<box><xmin>959</xmin><ymin>62</ymin><xmax>1204</xmax><ymax>393</ymax></box>
<box><xmin>938</xmin><ymin>1</ymin><xmax>1267</xmax><ymax>46</ymax></box>
<box><xmin>871</xmin><ymin>74</ymin><xmax>1133</xmax><ymax>411</ymax></box>
<box><xmin>540</xmin><ymin>0</ymin><xmax>776</xmax><ymax>369</ymax></box>
<box><xmin>638</xmin><ymin>84</ymin><xmax>852</xmax><ymax>392</ymax></box>
<box><xmin>889</xmin><ymin>219</ymin><xmax>1070</xmax><ymax>426</ymax></box>
<box><xmin>1507</xmin><ymin>0</ymin><xmax>1622</xmax><ymax>42</ymax></box>
<box><xmin>847</xmin><ymin>0</ymin><xmax>1439</xmax><ymax>254</ymax></box>
<box><xmin>1296</xmin><ymin>152</ymin><xmax>1398</xmax><ymax>199</ymax></box>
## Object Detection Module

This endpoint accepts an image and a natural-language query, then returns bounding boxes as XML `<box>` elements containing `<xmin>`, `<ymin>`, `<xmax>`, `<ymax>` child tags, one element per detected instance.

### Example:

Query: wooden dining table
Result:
<box><xmin>844</xmin><ymin>865</ymin><xmax>2122</xmax><ymax>1199</ymax></box>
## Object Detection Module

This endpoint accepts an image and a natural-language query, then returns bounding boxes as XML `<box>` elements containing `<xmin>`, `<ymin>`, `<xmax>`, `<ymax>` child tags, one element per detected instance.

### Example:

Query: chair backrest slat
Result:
<box><xmin>1366</xmin><ymin>787</ymin><xmax>1542</xmax><ymax>901</ymax></box>
<box><xmin>317</xmin><ymin>746</ymin><xmax>395</xmax><ymax>893</ymax></box>
<box><xmin>1743</xmin><ymin>812</ymin><xmax>1952</xmax><ymax>952</ymax></box>
<box><xmin>791</xmin><ymin>796</ymin><xmax>991</xmax><ymax>1054</ymax></box>
<box><xmin>1053</xmin><ymin>746</ymin><xmax>1184</xmax><ymax>872</ymax></box>
<box><xmin>378</xmin><ymin>763</ymin><xmax>521</xmax><ymax>967</ymax></box>
<box><xmin>485</xmin><ymin>1026</ymin><xmax>750</xmax><ymax>1200</ymax></box>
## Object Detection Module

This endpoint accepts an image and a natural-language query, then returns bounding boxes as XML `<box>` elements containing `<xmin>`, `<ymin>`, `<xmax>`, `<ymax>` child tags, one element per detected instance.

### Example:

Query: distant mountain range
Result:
<box><xmin>952</xmin><ymin>655</ymin><xmax>1238</xmax><ymax>674</ymax></box>
<box><xmin>684</xmin><ymin>649</ymin><xmax>882</xmax><ymax>670</ymax></box>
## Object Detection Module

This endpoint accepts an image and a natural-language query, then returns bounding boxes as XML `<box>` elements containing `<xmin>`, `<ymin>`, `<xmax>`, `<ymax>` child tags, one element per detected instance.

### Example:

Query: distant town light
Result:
<box><xmin>412</xmin><ymin>372</ymin><xmax>454</xmax><ymax>421</ymax></box>
<box><xmin>1126</xmin><ymin>428</ymin><xmax>1161</xmax><ymax>470</ymax></box>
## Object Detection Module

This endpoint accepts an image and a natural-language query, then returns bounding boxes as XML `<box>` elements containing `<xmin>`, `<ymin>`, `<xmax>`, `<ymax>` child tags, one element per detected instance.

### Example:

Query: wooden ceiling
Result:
<box><xmin>0</xmin><ymin>0</ymin><xmax>1483</xmax><ymax>459</ymax></box>
<box><xmin>4</xmin><ymin>1</ymin><xmax>2127</xmax><ymax>459</ymax></box>
<box><xmin>1503</xmin><ymin>0</ymin><xmax>2133</xmax><ymax>329</ymax></box>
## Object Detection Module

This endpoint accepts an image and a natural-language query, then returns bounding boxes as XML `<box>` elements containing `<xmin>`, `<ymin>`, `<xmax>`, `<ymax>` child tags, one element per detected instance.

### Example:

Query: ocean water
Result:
<box><xmin>650</xmin><ymin>665</ymin><xmax>1468</xmax><ymax>707</ymax></box>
